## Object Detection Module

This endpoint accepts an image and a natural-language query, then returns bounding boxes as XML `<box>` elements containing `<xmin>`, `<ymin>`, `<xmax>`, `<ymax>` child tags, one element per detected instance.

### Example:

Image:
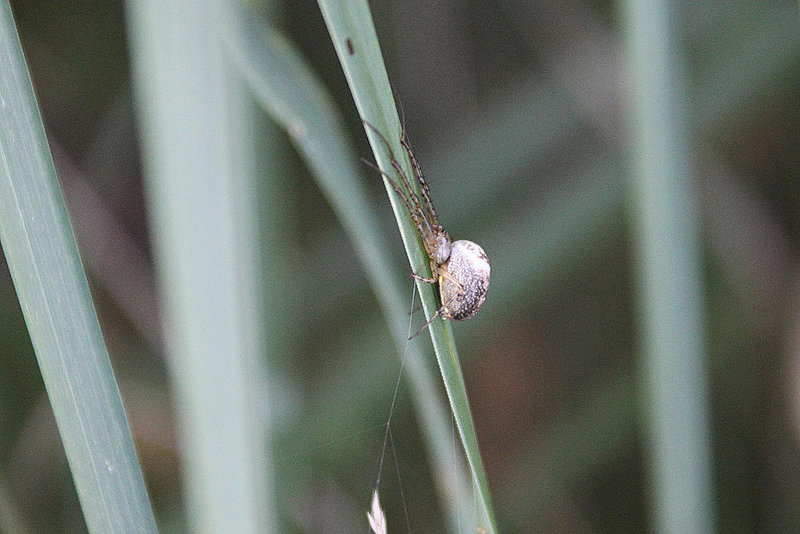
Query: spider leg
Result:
<box><xmin>407</xmin><ymin>286</ymin><xmax>462</xmax><ymax>339</ymax></box>
<box><xmin>411</xmin><ymin>272</ymin><xmax>437</xmax><ymax>284</ymax></box>
<box><xmin>362</xmin><ymin>120</ymin><xmax>434</xmax><ymax>239</ymax></box>
<box><xmin>410</xmin><ymin>264</ymin><xmax>464</xmax><ymax>291</ymax></box>
<box><xmin>437</xmin><ymin>266</ymin><xmax>464</xmax><ymax>291</ymax></box>
<box><xmin>409</xmin><ymin>306</ymin><xmax>444</xmax><ymax>340</ymax></box>
<box><xmin>361</xmin><ymin>157</ymin><xmax>430</xmax><ymax>244</ymax></box>
<box><xmin>399</xmin><ymin>131</ymin><xmax>440</xmax><ymax>228</ymax></box>
<box><xmin>407</xmin><ymin>280</ymin><xmax>467</xmax><ymax>339</ymax></box>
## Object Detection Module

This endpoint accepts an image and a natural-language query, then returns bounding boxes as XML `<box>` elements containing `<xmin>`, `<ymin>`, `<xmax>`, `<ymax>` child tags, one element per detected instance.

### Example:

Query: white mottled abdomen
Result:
<box><xmin>439</xmin><ymin>240</ymin><xmax>490</xmax><ymax>321</ymax></box>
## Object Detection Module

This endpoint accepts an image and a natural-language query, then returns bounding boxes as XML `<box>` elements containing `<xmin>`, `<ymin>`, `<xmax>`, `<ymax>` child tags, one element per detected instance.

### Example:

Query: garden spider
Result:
<box><xmin>362</xmin><ymin>120</ymin><xmax>490</xmax><ymax>338</ymax></box>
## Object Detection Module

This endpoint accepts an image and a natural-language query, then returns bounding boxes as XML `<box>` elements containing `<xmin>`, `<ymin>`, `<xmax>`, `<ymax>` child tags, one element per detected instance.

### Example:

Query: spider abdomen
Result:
<box><xmin>439</xmin><ymin>240</ymin><xmax>490</xmax><ymax>321</ymax></box>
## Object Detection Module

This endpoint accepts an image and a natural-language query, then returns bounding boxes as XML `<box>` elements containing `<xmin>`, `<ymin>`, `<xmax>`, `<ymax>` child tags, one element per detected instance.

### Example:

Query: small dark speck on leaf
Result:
<box><xmin>346</xmin><ymin>38</ymin><xmax>354</xmax><ymax>55</ymax></box>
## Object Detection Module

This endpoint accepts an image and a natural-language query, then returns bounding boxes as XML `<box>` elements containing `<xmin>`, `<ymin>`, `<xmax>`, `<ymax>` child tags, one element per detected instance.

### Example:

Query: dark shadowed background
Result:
<box><xmin>1</xmin><ymin>0</ymin><xmax>799</xmax><ymax>532</ymax></box>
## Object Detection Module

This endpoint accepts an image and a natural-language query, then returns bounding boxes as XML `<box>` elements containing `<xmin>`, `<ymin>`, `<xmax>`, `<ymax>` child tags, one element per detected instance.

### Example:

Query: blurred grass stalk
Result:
<box><xmin>621</xmin><ymin>1</ymin><xmax>715</xmax><ymax>533</ymax></box>
<box><xmin>316</xmin><ymin>1</ymin><xmax>497</xmax><ymax>532</ymax></box>
<box><xmin>0</xmin><ymin>1</ymin><xmax>156</xmax><ymax>532</ymax></box>
<box><xmin>125</xmin><ymin>1</ymin><xmax>276</xmax><ymax>532</ymax></box>
<box><xmin>488</xmin><ymin>2</ymin><xmax>795</xmax><ymax>528</ymax></box>
<box><xmin>228</xmin><ymin>6</ymin><xmax>478</xmax><ymax>532</ymax></box>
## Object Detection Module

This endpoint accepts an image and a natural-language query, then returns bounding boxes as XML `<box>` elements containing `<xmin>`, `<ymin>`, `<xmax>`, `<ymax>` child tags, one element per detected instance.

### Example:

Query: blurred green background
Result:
<box><xmin>1</xmin><ymin>0</ymin><xmax>799</xmax><ymax>532</ymax></box>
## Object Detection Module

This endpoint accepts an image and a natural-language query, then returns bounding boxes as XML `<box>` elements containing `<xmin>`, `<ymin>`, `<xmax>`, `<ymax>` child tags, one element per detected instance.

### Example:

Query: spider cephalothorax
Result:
<box><xmin>363</xmin><ymin>120</ymin><xmax>490</xmax><ymax>337</ymax></box>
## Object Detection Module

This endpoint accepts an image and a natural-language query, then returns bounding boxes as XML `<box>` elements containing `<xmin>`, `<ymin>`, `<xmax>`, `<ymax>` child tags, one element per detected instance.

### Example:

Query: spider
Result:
<box><xmin>362</xmin><ymin>120</ymin><xmax>490</xmax><ymax>338</ymax></box>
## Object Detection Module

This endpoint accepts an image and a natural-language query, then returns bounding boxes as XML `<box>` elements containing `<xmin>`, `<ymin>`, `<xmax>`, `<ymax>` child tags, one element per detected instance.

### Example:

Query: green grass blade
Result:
<box><xmin>228</xmin><ymin>7</ymin><xmax>475</xmax><ymax>532</ymax></box>
<box><xmin>0</xmin><ymin>2</ymin><xmax>156</xmax><ymax>532</ymax></box>
<box><xmin>621</xmin><ymin>1</ymin><xmax>715</xmax><ymax>532</ymax></box>
<box><xmin>124</xmin><ymin>1</ymin><xmax>275</xmax><ymax>531</ymax></box>
<box><xmin>316</xmin><ymin>2</ymin><xmax>497</xmax><ymax>531</ymax></box>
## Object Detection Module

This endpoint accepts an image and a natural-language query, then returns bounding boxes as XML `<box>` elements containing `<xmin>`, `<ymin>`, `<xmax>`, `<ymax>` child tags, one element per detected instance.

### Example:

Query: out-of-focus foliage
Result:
<box><xmin>1</xmin><ymin>0</ymin><xmax>799</xmax><ymax>532</ymax></box>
